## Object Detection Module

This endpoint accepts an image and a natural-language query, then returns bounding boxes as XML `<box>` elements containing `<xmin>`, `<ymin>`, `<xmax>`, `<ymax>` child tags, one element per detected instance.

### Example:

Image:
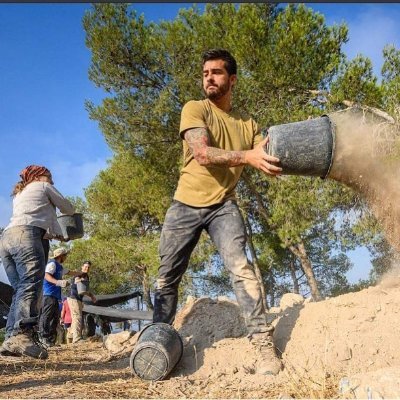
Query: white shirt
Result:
<box><xmin>45</xmin><ymin>261</ymin><xmax>69</xmax><ymax>276</ymax></box>
<box><xmin>6</xmin><ymin>181</ymin><xmax>75</xmax><ymax>239</ymax></box>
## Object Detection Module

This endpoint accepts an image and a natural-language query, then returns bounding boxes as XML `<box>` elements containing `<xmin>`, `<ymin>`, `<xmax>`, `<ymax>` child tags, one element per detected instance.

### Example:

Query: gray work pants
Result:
<box><xmin>153</xmin><ymin>199</ymin><xmax>270</xmax><ymax>335</ymax></box>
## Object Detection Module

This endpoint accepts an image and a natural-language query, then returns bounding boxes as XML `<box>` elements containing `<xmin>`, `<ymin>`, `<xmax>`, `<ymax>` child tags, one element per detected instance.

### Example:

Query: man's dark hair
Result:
<box><xmin>83</xmin><ymin>260</ymin><xmax>92</xmax><ymax>266</ymax></box>
<box><xmin>202</xmin><ymin>49</ymin><xmax>237</xmax><ymax>76</ymax></box>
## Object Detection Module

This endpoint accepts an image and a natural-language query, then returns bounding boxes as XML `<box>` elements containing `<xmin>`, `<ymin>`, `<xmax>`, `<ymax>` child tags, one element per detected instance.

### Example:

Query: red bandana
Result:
<box><xmin>19</xmin><ymin>165</ymin><xmax>51</xmax><ymax>184</ymax></box>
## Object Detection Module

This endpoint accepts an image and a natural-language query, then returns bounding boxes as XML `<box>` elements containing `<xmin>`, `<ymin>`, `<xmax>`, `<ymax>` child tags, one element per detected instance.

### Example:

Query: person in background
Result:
<box><xmin>123</xmin><ymin>320</ymin><xmax>131</xmax><ymax>331</ymax></box>
<box><xmin>55</xmin><ymin>299</ymin><xmax>64</xmax><ymax>345</ymax></box>
<box><xmin>67</xmin><ymin>261</ymin><xmax>96</xmax><ymax>343</ymax></box>
<box><xmin>100</xmin><ymin>320</ymin><xmax>112</xmax><ymax>336</ymax></box>
<box><xmin>60</xmin><ymin>297</ymin><xmax>72</xmax><ymax>343</ymax></box>
<box><xmin>153</xmin><ymin>49</ymin><xmax>283</xmax><ymax>375</ymax></box>
<box><xmin>0</xmin><ymin>165</ymin><xmax>74</xmax><ymax>359</ymax></box>
<box><xmin>38</xmin><ymin>248</ymin><xmax>81</xmax><ymax>347</ymax></box>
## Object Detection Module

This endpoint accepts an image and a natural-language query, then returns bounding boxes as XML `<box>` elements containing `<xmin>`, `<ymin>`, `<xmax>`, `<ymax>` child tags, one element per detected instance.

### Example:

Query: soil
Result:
<box><xmin>2</xmin><ymin>272</ymin><xmax>400</xmax><ymax>399</ymax></box>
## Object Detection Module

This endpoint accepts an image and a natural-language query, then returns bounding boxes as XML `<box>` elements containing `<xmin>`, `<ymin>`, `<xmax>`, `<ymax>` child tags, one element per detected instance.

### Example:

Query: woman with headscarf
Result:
<box><xmin>0</xmin><ymin>165</ymin><xmax>74</xmax><ymax>359</ymax></box>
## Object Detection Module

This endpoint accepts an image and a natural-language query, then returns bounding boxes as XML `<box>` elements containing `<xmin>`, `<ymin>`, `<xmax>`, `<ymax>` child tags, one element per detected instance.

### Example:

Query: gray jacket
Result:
<box><xmin>5</xmin><ymin>181</ymin><xmax>74</xmax><ymax>239</ymax></box>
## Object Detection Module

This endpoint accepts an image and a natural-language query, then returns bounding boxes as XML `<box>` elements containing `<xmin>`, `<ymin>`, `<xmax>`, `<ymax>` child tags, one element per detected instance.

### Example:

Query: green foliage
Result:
<box><xmin>351</xmin><ymin>210</ymin><xmax>385</xmax><ymax>246</ymax></box>
<box><xmin>238</xmin><ymin>167</ymin><xmax>360</xmax><ymax>300</ymax></box>
<box><xmin>366</xmin><ymin>234</ymin><xmax>397</xmax><ymax>284</ymax></box>
<box><xmin>381</xmin><ymin>45</ymin><xmax>400</xmax><ymax>118</ymax></box>
<box><xmin>382</xmin><ymin>45</ymin><xmax>400</xmax><ymax>82</ymax></box>
<box><xmin>85</xmin><ymin>152</ymin><xmax>171</xmax><ymax>234</ymax></box>
<box><xmin>330</xmin><ymin>55</ymin><xmax>383</xmax><ymax>108</ymax></box>
<box><xmin>265</xmin><ymin>176</ymin><xmax>353</xmax><ymax>244</ymax></box>
<box><xmin>64</xmin><ymin>234</ymin><xmax>159</xmax><ymax>294</ymax></box>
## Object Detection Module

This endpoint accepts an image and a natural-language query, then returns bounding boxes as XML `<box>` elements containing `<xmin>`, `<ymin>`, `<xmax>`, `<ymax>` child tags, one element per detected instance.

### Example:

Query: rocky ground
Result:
<box><xmin>1</xmin><ymin>271</ymin><xmax>400</xmax><ymax>399</ymax></box>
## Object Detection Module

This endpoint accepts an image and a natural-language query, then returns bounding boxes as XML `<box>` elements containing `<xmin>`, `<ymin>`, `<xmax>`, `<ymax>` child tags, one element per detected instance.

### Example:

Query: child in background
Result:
<box><xmin>60</xmin><ymin>297</ymin><xmax>72</xmax><ymax>344</ymax></box>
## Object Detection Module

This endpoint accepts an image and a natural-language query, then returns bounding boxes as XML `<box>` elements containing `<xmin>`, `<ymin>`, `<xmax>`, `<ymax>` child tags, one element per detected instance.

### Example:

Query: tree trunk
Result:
<box><xmin>243</xmin><ymin>213</ymin><xmax>268</xmax><ymax>311</ymax></box>
<box><xmin>242</xmin><ymin>172</ymin><xmax>321</xmax><ymax>301</ymax></box>
<box><xmin>267</xmin><ymin>271</ymin><xmax>276</xmax><ymax>308</ymax></box>
<box><xmin>288</xmin><ymin>240</ymin><xmax>322</xmax><ymax>301</ymax></box>
<box><xmin>242</xmin><ymin>172</ymin><xmax>270</xmax><ymax>224</ymax></box>
<box><xmin>289</xmin><ymin>257</ymin><xmax>300</xmax><ymax>294</ymax></box>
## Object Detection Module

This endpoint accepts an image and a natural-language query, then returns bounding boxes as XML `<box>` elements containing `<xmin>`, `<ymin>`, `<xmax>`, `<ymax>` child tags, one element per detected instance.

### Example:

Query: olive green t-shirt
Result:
<box><xmin>174</xmin><ymin>99</ymin><xmax>262</xmax><ymax>207</ymax></box>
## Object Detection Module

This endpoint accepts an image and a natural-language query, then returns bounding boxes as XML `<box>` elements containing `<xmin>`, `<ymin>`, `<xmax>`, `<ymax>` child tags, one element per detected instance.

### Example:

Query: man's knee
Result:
<box><xmin>155</xmin><ymin>275</ymin><xmax>182</xmax><ymax>293</ymax></box>
<box><xmin>156</xmin><ymin>277</ymin><xmax>168</xmax><ymax>291</ymax></box>
<box><xmin>227</xmin><ymin>257</ymin><xmax>257</xmax><ymax>280</ymax></box>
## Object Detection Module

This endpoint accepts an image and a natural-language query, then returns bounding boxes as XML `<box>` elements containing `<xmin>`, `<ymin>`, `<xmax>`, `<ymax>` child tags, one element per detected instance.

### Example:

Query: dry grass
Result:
<box><xmin>0</xmin><ymin>340</ymin><xmax>343</xmax><ymax>399</ymax></box>
<box><xmin>279</xmin><ymin>359</ymin><xmax>343</xmax><ymax>399</ymax></box>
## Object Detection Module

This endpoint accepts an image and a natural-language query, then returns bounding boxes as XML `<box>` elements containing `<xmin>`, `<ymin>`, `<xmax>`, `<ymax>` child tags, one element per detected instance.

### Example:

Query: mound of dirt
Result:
<box><xmin>277</xmin><ymin>275</ymin><xmax>400</xmax><ymax>379</ymax></box>
<box><xmin>172</xmin><ymin>296</ymin><xmax>275</xmax><ymax>389</ymax></box>
<box><xmin>165</xmin><ymin>273</ymin><xmax>400</xmax><ymax>398</ymax></box>
<box><xmin>2</xmin><ymin>276</ymin><xmax>400</xmax><ymax>398</ymax></box>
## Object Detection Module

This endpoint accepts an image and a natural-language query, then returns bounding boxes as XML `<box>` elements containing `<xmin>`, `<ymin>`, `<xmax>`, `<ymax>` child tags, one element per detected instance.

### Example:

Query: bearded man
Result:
<box><xmin>152</xmin><ymin>49</ymin><xmax>283</xmax><ymax>375</ymax></box>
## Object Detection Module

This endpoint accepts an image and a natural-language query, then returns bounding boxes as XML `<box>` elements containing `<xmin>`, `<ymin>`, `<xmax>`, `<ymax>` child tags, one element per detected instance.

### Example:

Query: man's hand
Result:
<box><xmin>244</xmin><ymin>136</ymin><xmax>282</xmax><ymax>176</ymax></box>
<box><xmin>91</xmin><ymin>295</ymin><xmax>97</xmax><ymax>303</ymax></box>
<box><xmin>56</xmin><ymin>280</ymin><xmax>69</xmax><ymax>288</ymax></box>
<box><xmin>55</xmin><ymin>234</ymin><xmax>69</xmax><ymax>242</ymax></box>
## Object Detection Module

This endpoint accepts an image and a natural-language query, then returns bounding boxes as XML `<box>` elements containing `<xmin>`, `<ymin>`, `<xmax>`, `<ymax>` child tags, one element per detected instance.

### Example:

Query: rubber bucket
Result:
<box><xmin>77</xmin><ymin>279</ymin><xmax>89</xmax><ymax>296</ymax></box>
<box><xmin>130</xmin><ymin>322</ymin><xmax>183</xmax><ymax>381</ymax></box>
<box><xmin>266</xmin><ymin>116</ymin><xmax>335</xmax><ymax>178</ymax></box>
<box><xmin>57</xmin><ymin>213</ymin><xmax>84</xmax><ymax>240</ymax></box>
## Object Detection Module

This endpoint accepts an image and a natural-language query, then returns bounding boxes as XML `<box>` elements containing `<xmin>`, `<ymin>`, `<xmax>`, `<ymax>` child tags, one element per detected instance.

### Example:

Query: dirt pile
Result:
<box><xmin>2</xmin><ymin>279</ymin><xmax>400</xmax><ymax>398</ymax></box>
<box><xmin>166</xmin><ymin>275</ymin><xmax>400</xmax><ymax>398</ymax></box>
<box><xmin>276</xmin><ymin>270</ymin><xmax>400</xmax><ymax>398</ymax></box>
<box><xmin>172</xmin><ymin>296</ymin><xmax>273</xmax><ymax>390</ymax></box>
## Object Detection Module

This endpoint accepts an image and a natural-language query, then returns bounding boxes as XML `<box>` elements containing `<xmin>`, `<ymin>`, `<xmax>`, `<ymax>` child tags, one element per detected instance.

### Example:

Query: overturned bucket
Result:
<box><xmin>266</xmin><ymin>116</ymin><xmax>335</xmax><ymax>178</ymax></box>
<box><xmin>130</xmin><ymin>323</ymin><xmax>183</xmax><ymax>381</ymax></box>
<box><xmin>57</xmin><ymin>213</ymin><xmax>84</xmax><ymax>240</ymax></box>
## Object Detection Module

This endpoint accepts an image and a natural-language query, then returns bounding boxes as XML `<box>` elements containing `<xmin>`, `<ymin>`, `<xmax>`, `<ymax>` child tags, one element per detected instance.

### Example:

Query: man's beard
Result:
<box><xmin>204</xmin><ymin>81</ymin><xmax>230</xmax><ymax>100</ymax></box>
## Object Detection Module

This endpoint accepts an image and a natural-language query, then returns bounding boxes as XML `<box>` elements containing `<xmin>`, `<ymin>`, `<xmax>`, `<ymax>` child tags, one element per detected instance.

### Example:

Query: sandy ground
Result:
<box><xmin>0</xmin><ymin>338</ymin><xmax>290</xmax><ymax>399</ymax></box>
<box><xmin>2</xmin><ymin>272</ymin><xmax>400</xmax><ymax>399</ymax></box>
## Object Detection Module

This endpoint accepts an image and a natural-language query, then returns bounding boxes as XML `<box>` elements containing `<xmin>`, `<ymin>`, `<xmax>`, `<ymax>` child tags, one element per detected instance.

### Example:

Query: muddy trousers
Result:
<box><xmin>67</xmin><ymin>298</ymin><xmax>83</xmax><ymax>342</ymax></box>
<box><xmin>153</xmin><ymin>200</ymin><xmax>270</xmax><ymax>336</ymax></box>
<box><xmin>0</xmin><ymin>226</ymin><xmax>47</xmax><ymax>338</ymax></box>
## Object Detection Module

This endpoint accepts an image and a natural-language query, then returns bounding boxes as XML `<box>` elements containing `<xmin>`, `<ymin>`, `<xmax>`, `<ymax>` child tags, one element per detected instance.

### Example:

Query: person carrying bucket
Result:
<box><xmin>0</xmin><ymin>165</ymin><xmax>75</xmax><ymax>359</ymax></box>
<box><xmin>67</xmin><ymin>260</ymin><xmax>96</xmax><ymax>343</ymax></box>
<box><xmin>153</xmin><ymin>49</ymin><xmax>283</xmax><ymax>376</ymax></box>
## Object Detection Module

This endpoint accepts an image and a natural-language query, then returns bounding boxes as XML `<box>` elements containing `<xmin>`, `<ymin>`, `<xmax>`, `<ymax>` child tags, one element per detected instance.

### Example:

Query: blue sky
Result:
<box><xmin>0</xmin><ymin>3</ymin><xmax>399</xmax><ymax>284</ymax></box>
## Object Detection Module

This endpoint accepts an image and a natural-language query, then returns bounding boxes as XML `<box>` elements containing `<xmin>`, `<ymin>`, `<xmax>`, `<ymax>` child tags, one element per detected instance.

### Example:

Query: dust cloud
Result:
<box><xmin>328</xmin><ymin>106</ymin><xmax>400</xmax><ymax>252</ymax></box>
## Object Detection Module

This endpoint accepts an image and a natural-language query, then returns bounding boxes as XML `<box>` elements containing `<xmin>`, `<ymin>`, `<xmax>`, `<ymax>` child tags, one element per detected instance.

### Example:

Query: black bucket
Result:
<box><xmin>266</xmin><ymin>116</ymin><xmax>335</xmax><ymax>178</ymax></box>
<box><xmin>57</xmin><ymin>213</ymin><xmax>84</xmax><ymax>240</ymax></box>
<box><xmin>130</xmin><ymin>323</ymin><xmax>183</xmax><ymax>381</ymax></box>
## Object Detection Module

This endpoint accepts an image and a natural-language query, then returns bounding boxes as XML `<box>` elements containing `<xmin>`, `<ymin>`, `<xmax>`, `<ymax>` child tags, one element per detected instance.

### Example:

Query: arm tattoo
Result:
<box><xmin>184</xmin><ymin>127</ymin><xmax>246</xmax><ymax>167</ymax></box>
